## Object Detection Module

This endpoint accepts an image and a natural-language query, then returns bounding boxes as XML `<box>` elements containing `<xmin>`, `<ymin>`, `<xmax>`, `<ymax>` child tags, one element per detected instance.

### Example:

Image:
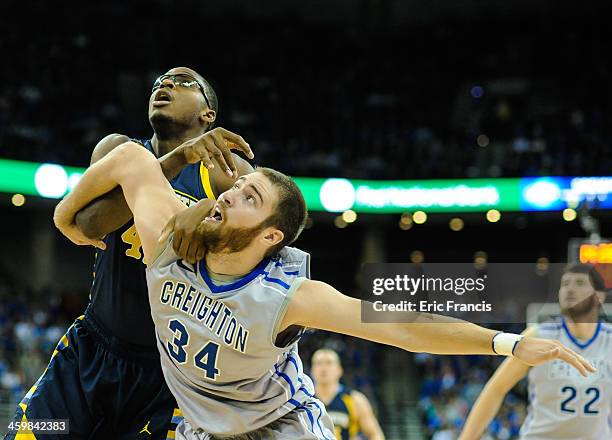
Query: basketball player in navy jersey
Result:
<box><xmin>312</xmin><ymin>348</ymin><xmax>385</xmax><ymax>440</ymax></box>
<box><xmin>5</xmin><ymin>67</ymin><xmax>253</xmax><ymax>440</ymax></box>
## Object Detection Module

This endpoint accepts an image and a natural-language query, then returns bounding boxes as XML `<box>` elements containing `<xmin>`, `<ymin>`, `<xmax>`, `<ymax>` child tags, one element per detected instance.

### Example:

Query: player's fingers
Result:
<box><xmin>172</xmin><ymin>231</ymin><xmax>184</xmax><ymax>256</ymax></box>
<box><xmin>556</xmin><ymin>346</ymin><xmax>588</xmax><ymax>377</ymax></box>
<box><xmin>205</xmin><ymin>137</ymin><xmax>230</xmax><ymax>176</ymax></box>
<box><xmin>183</xmin><ymin>144</ymin><xmax>201</xmax><ymax>164</ymax></box>
<box><xmin>212</xmin><ymin>133</ymin><xmax>236</xmax><ymax>177</ymax></box>
<box><xmin>564</xmin><ymin>346</ymin><xmax>597</xmax><ymax>373</ymax></box>
<box><xmin>186</xmin><ymin>241</ymin><xmax>200</xmax><ymax>265</ymax></box>
<box><xmin>218</xmin><ymin>128</ymin><xmax>253</xmax><ymax>159</ymax></box>
<box><xmin>195</xmin><ymin>246</ymin><xmax>205</xmax><ymax>262</ymax></box>
<box><xmin>177</xmin><ymin>234</ymin><xmax>192</xmax><ymax>261</ymax></box>
<box><xmin>159</xmin><ymin>216</ymin><xmax>176</xmax><ymax>243</ymax></box>
<box><xmin>195</xmin><ymin>143</ymin><xmax>215</xmax><ymax>169</ymax></box>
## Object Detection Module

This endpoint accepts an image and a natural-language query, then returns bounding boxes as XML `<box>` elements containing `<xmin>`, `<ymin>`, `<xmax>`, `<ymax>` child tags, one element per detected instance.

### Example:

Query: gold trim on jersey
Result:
<box><xmin>341</xmin><ymin>393</ymin><xmax>359</xmax><ymax>438</ymax></box>
<box><xmin>199</xmin><ymin>162</ymin><xmax>216</xmax><ymax>200</ymax></box>
<box><xmin>173</xmin><ymin>189</ymin><xmax>199</xmax><ymax>203</ymax></box>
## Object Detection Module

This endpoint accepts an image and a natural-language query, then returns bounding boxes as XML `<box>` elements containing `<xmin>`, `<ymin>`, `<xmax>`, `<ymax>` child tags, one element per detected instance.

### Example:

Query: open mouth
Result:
<box><xmin>152</xmin><ymin>90</ymin><xmax>172</xmax><ymax>106</ymax></box>
<box><xmin>205</xmin><ymin>205</ymin><xmax>224</xmax><ymax>223</ymax></box>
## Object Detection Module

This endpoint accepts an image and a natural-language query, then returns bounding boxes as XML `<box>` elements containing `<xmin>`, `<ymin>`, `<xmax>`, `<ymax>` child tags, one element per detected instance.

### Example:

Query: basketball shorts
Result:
<box><xmin>3</xmin><ymin>316</ymin><xmax>182</xmax><ymax>440</ymax></box>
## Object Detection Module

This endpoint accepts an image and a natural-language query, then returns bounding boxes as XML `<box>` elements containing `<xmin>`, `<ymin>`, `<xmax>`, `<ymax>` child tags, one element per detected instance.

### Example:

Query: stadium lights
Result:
<box><xmin>333</xmin><ymin>216</ymin><xmax>348</xmax><ymax>229</ymax></box>
<box><xmin>413</xmin><ymin>211</ymin><xmax>427</xmax><ymax>224</ymax></box>
<box><xmin>486</xmin><ymin>209</ymin><xmax>501</xmax><ymax>223</ymax></box>
<box><xmin>342</xmin><ymin>209</ymin><xmax>357</xmax><ymax>223</ymax></box>
<box><xmin>1</xmin><ymin>158</ymin><xmax>612</xmax><ymax>214</ymax></box>
<box><xmin>563</xmin><ymin>208</ymin><xmax>577</xmax><ymax>221</ymax></box>
<box><xmin>11</xmin><ymin>194</ymin><xmax>25</xmax><ymax>207</ymax></box>
<box><xmin>449</xmin><ymin>217</ymin><xmax>464</xmax><ymax>231</ymax></box>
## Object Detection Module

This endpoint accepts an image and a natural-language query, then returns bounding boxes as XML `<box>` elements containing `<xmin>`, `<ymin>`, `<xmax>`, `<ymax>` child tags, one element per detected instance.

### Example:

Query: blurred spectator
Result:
<box><xmin>1</xmin><ymin>5</ymin><xmax>611</xmax><ymax>179</ymax></box>
<box><xmin>416</xmin><ymin>351</ymin><xmax>528</xmax><ymax>440</ymax></box>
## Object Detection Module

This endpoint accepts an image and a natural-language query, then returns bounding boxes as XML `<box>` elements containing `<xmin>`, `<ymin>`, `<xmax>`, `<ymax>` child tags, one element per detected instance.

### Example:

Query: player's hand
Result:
<box><xmin>179</xmin><ymin>127</ymin><xmax>253</xmax><ymax>178</ymax></box>
<box><xmin>513</xmin><ymin>337</ymin><xmax>596</xmax><ymax>376</ymax></box>
<box><xmin>159</xmin><ymin>198</ymin><xmax>216</xmax><ymax>264</ymax></box>
<box><xmin>53</xmin><ymin>199</ymin><xmax>107</xmax><ymax>250</ymax></box>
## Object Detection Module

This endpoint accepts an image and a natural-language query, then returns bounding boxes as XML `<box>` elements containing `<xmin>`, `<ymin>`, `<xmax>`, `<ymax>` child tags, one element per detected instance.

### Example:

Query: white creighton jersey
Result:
<box><xmin>520</xmin><ymin>319</ymin><xmax>612</xmax><ymax>440</ymax></box>
<box><xmin>146</xmin><ymin>240</ymin><xmax>334</xmax><ymax>438</ymax></box>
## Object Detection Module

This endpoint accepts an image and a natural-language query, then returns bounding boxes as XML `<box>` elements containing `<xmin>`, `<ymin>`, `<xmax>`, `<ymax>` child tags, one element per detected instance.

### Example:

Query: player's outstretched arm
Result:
<box><xmin>54</xmin><ymin>142</ymin><xmax>185</xmax><ymax>263</ymax></box>
<box><xmin>351</xmin><ymin>390</ymin><xmax>386</xmax><ymax>440</ymax></box>
<box><xmin>75</xmin><ymin>128</ymin><xmax>253</xmax><ymax>240</ymax></box>
<box><xmin>282</xmin><ymin>280</ymin><xmax>596</xmax><ymax>375</ymax></box>
<box><xmin>457</xmin><ymin>327</ymin><xmax>535</xmax><ymax>440</ymax></box>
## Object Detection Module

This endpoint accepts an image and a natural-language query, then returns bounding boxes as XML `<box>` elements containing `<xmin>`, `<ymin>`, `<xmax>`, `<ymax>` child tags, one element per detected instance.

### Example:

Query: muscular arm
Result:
<box><xmin>280</xmin><ymin>280</ymin><xmax>594</xmax><ymax>373</ymax></box>
<box><xmin>282</xmin><ymin>280</ymin><xmax>500</xmax><ymax>355</ymax></box>
<box><xmin>74</xmin><ymin>134</ymin><xmax>192</xmax><ymax>239</ymax></box>
<box><xmin>351</xmin><ymin>391</ymin><xmax>385</xmax><ymax>440</ymax></box>
<box><xmin>74</xmin><ymin>131</ymin><xmax>252</xmax><ymax>239</ymax></box>
<box><xmin>55</xmin><ymin>143</ymin><xmax>185</xmax><ymax>263</ymax></box>
<box><xmin>458</xmin><ymin>327</ymin><xmax>535</xmax><ymax>440</ymax></box>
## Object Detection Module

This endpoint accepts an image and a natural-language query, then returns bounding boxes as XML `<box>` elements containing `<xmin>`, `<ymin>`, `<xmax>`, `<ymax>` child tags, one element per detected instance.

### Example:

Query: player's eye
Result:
<box><xmin>246</xmin><ymin>194</ymin><xmax>255</xmax><ymax>204</ymax></box>
<box><xmin>233</xmin><ymin>182</ymin><xmax>240</xmax><ymax>189</ymax></box>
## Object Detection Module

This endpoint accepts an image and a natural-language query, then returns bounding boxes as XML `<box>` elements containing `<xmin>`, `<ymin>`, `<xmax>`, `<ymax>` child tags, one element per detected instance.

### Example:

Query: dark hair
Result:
<box><xmin>563</xmin><ymin>263</ymin><xmax>606</xmax><ymax>291</ymax></box>
<box><xmin>256</xmin><ymin>167</ymin><xmax>308</xmax><ymax>257</ymax></box>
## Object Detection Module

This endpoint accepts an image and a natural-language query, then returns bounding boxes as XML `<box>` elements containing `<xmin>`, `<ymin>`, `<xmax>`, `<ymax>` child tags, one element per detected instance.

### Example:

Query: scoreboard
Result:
<box><xmin>567</xmin><ymin>238</ymin><xmax>612</xmax><ymax>289</ymax></box>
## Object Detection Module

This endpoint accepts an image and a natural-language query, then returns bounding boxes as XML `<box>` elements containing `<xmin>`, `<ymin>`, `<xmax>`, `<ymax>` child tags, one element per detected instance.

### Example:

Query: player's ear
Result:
<box><xmin>200</xmin><ymin>108</ymin><xmax>216</xmax><ymax>125</ymax></box>
<box><xmin>261</xmin><ymin>228</ymin><xmax>284</xmax><ymax>248</ymax></box>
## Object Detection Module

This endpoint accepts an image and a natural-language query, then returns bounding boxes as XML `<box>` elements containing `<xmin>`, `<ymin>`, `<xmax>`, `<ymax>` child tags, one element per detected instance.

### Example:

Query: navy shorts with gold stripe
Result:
<box><xmin>3</xmin><ymin>317</ymin><xmax>183</xmax><ymax>440</ymax></box>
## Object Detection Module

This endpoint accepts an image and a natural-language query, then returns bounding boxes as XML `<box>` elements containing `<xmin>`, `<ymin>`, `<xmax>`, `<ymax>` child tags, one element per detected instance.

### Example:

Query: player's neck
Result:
<box><xmin>564</xmin><ymin>316</ymin><xmax>600</xmax><ymax>340</ymax></box>
<box><xmin>315</xmin><ymin>383</ymin><xmax>340</xmax><ymax>403</ymax></box>
<box><xmin>204</xmin><ymin>249</ymin><xmax>264</xmax><ymax>278</ymax></box>
<box><xmin>151</xmin><ymin>127</ymin><xmax>206</xmax><ymax>157</ymax></box>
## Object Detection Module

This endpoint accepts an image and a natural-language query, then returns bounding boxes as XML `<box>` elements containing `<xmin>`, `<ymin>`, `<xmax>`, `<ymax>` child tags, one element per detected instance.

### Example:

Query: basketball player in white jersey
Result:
<box><xmin>54</xmin><ymin>141</ymin><xmax>596</xmax><ymax>439</ymax></box>
<box><xmin>459</xmin><ymin>264</ymin><xmax>610</xmax><ymax>440</ymax></box>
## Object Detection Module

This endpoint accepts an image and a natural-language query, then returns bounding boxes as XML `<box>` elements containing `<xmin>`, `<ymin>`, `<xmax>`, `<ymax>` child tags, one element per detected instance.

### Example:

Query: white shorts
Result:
<box><xmin>175</xmin><ymin>399</ymin><xmax>335</xmax><ymax>440</ymax></box>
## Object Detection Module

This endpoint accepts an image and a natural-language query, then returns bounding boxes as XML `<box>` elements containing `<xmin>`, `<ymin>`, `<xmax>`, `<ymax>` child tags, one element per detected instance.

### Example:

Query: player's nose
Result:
<box><xmin>222</xmin><ymin>193</ymin><xmax>233</xmax><ymax>207</ymax></box>
<box><xmin>160</xmin><ymin>78</ymin><xmax>176</xmax><ymax>89</ymax></box>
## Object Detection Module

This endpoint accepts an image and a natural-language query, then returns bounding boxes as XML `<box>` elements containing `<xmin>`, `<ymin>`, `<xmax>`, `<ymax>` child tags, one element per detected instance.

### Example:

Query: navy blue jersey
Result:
<box><xmin>326</xmin><ymin>385</ymin><xmax>359</xmax><ymax>440</ymax></box>
<box><xmin>85</xmin><ymin>139</ymin><xmax>215</xmax><ymax>350</ymax></box>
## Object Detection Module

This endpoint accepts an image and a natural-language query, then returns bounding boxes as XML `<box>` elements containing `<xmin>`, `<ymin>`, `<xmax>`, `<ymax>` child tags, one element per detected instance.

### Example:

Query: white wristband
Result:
<box><xmin>492</xmin><ymin>332</ymin><xmax>524</xmax><ymax>356</ymax></box>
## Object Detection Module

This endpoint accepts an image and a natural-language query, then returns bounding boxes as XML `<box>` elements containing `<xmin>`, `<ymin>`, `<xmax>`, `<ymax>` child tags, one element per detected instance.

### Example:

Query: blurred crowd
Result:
<box><xmin>0</xmin><ymin>269</ymin><xmax>82</xmax><ymax>404</ymax></box>
<box><xmin>416</xmin><ymin>329</ymin><xmax>528</xmax><ymax>440</ymax></box>
<box><xmin>2</xmin><ymin>3</ymin><xmax>611</xmax><ymax>179</ymax></box>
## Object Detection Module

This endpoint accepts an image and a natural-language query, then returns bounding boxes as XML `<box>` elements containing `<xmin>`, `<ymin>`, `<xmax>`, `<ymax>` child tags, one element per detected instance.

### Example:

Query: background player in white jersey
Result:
<box><xmin>311</xmin><ymin>348</ymin><xmax>385</xmax><ymax>440</ymax></box>
<box><xmin>459</xmin><ymin>263</ymin><xmax>610</xmax><ymax>440</ymax></box>
<box><xmin>53</xmin><ymin>142</ymin><xmax>596</xmax><ymax>439</ymax></box>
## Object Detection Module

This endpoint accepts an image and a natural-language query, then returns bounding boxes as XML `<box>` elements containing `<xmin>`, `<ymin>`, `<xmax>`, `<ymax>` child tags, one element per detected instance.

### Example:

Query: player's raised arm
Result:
<box><xmin>457</xmin><ymin>327</ymin><xmax>536</xmax><ymax>440</ymax></box>
<box><xmin>54</xmin><ymin>142</ymin><xmax>186</xmax><ymax>263</ymax></box>
<box><xmin>74</xmin><ymin>128</ymin><xmax>253</xmax><ymax>240</ymax></box>
<box><xmin>281</xmin><ymin>280</ymin><xmax>596</xmax><ymax>374</ymax></box>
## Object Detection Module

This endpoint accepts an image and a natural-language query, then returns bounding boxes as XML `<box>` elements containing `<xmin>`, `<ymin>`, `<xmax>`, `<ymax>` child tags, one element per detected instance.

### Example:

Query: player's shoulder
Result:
<box><xmin>90</xmin><ymin>133</ymin><xmax>133</xmax><ymax>164</ymax></box>
<box><xmin>276</xmin><ymin>246</ymin><xmax>310</xmax><ymax>264</ymax></box>
<box><xmin>600</xmin><ymin>321</ymin><xmax>612</xmax><ymax>333</ymax></box>
<box><xmin>272</xmin><ymin>247</ymin><xmax>311</xmax><ymax>280</ymax></box>
<box><xmin>532</xmin><ymin>319</ymin><xmax>563</xmax><ymax>338</ymax></box>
